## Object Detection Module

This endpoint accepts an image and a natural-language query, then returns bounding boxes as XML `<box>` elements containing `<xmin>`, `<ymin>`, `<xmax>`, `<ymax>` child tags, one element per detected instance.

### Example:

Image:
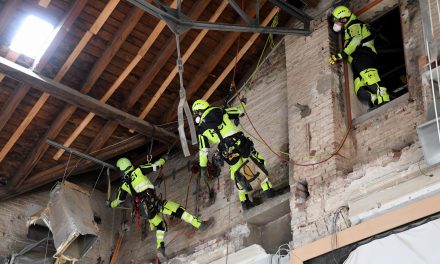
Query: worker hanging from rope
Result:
<box><xmin>107</xmin><ymin>154</ymin><xmax>214</xmax><ymax>258</ymax></box>
<box><xmin>329</xmin><ymin>5</ymin><xmax>390</xmax><ymax>109</ymax></box>
<box><xmin>192</xmin><ymin>98</ymin><xmax>277</xmax><ymax>211</ymax></box>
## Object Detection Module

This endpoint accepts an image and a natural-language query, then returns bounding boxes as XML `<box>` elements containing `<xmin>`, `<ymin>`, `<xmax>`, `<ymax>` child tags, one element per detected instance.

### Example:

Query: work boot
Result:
<box><xmin>241</xmin><ymin>200</ymin><xmax>255</xmax><ymax>210</ymax></box>
<box><xmin>199</xmin><ymin>217</ymin><xmax>215</xmax><ymax>231</ymax></box>
<box><xmin>264</xmin><ymin>188</ymin><xmax>277</xmax><ymax>199</ymax></box>
<box><xmin>157</xmin><ymin>242</ymin><xmax>167</xmax><ymax>262</ymax></box>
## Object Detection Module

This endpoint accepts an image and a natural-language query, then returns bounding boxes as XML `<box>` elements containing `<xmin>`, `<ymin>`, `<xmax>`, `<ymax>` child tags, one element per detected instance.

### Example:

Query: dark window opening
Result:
<box><xmin>371</xmin><ymin>8</ymin><xmax>408</xmax><ymax>99</ymax></box>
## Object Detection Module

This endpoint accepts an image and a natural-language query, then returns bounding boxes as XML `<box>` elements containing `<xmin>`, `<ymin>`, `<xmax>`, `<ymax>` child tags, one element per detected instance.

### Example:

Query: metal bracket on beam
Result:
<box><xmin>228</xmin><ymin>0</ymin><xmax>256</xmax><ymax>25</ymax></box>
<box><xmin>126</xmin><ymin>0</ymin><xmax>311</xmax><ymax>35</ymax></box>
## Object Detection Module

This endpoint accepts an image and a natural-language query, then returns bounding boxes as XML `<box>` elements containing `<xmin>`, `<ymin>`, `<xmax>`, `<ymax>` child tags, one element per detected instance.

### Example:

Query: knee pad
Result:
<box><xmin>161</xmin><ymin>200</ymin><xmax>180</xmax><ymax>215</ymax></box>
<box><xmin>360</xmin><ymin>68</ymin><xmax>381</xmax><ymax>86</ymax></box>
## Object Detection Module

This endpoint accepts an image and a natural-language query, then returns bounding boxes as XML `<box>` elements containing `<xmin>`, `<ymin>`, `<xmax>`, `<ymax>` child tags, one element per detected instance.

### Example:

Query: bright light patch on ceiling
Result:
<box><xmin>10</xmin><ymin>15</ymin><xmax>54</xmax><ymax>59</ymax></box>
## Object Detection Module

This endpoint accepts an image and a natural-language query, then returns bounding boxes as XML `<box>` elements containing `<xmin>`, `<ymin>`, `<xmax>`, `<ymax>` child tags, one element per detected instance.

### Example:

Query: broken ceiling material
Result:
<box><xmin>27</xmin><ymin>181</ymin><xmax>98</xmax><ymax>261</ymax></box>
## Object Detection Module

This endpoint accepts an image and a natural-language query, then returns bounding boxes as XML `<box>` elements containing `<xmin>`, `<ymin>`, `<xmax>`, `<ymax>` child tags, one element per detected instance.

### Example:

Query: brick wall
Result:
<box><xmin>285</xmin><ymin>0</ymin><xmax>431</xmax><ymax>250</ymax></box>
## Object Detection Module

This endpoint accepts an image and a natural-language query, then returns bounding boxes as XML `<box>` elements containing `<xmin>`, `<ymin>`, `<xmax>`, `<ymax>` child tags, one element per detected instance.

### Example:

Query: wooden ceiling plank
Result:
<box><xmin>50</xmin><ymin>1</ymin><xmax>173</xmax><ymax>160</ymax></box>
<box><xmin>38</xmin><ymin>0</ymin><xmax>51</xmax><ymax>8</ymax></box>
<box><xmin>203</xmin><ymin>8</ymin><xmax>280</xmax><ymax>100</ymax></box>
<box><xmin>0</xmin><ymin>1</ymin><xmax>86</xmax><ymax>133</ymax></box>
<box><xmin>9</xmin><ymin>3</ymin><xmax>146</xmax><ymax>189</ymax></box>
<box><xmin>163</xmin><ymin>1</ymin><xmax>267</xmax><ymax>123</ymax></box>
<box><xmin>84</xmin><ymin>0</ymin><xmax>213</xmax><ymax>154</ymax></box>
<box><xmin>52</xmin><ymin>6</ymin><xmax>145</xmax><ymax>160</ymax></box>
<box><xmin>0</xmin><ymin>0</ymin><xmax>119</xmax><ymax>163</ymax></box>
<box><xmin>0</xmin><ymin>57</ymin><xmax>179</xmax><ymax>143</ymax></box>
<box><xmin>0</xmin><ymin>51</ymin><xmax>20</xmax><ymax>82</ymax></box>
<box><xmin>0</xmin><ymin>0</ymin><xmax>20</xmax><ymax>34</ymax></box>
<box><xmin>136</xmin><ymin>0</ymin><xmax>229</xmax><ymax>120</ymax></box>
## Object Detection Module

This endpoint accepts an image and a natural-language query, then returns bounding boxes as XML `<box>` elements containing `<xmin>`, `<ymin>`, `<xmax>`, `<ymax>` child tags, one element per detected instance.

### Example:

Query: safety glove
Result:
<box><xmin>329</xmin><ymin>53</ymin><xmax>343</xmax><ymax>65</ymax></box>
<box><xmin>162</xmin><ymin>153</ymin><xmax>169</xmax><ymax>161</ymax></box>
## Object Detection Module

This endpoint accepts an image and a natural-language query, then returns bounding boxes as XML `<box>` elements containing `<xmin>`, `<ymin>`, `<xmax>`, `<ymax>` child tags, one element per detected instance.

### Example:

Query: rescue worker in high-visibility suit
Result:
<box><xmin>108</xmin><ymin>155</ymin><xmax>213</xmax><ymax>257</ymax></box>
<box><xmin>329</xmin><ymin>5</ymin><xmax>390</xmax><ymax>108</ymax></box>
<box><xmin>192</xmin><ymin>98</ymin><xmax>276</xmax><ymax>211</ymax></box>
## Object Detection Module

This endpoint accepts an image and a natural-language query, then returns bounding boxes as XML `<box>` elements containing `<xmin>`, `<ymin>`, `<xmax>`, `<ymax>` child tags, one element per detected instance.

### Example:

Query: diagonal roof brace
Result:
<box><xmin>126</xmin><ymin>0</ymin><xmax>311</xmax><ymax>35</ymax></box>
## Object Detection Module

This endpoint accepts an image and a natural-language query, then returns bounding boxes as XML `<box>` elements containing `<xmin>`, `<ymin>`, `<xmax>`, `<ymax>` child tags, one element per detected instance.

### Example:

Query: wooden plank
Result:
<box><xmin>163</xmin><ymin>1</ymin><xmax>266</xmax><ymax>123</ymax></box>
<box><xmin>203</xmin><ymin>8</ymin><xmax>279</xmax><ymax>100</ymax></box>
<box><xmin>51</xmin><ymin>1</ymin><xmax>172</xmax><ymax>160</ymax></box>
<box><xmin>0</xmin><ymin>51</ymin><xmax>20</xmax><ymax>82</ymax></box>
<box><xmin>0</xmin><ymin>0</ymin><xmax>20</xmax><ymax>34</ymax></box>
<box><xmin>290</xmin><ymin>193</ymin><xmax>440</xmax><ymax>263</ymax></box>
<box><xmin>52</xmin><ymin>6</ymin><xmax>145</xmax><ymax>160</ymax></box>
<box><xmin>71</xmin><ymin>0</ymin><xmax>210</xmax><ymax>154</ymax></box>
<box><xmin>136</xmin><ymin>0</ymin><xmax>229</xmax><ymax>120</ymax></box>
<box><xmin>0</xmin><ymin>1</ymin><xmax>86</xmax><ymax>133</ymax></box>
<box><xmin>0</xmin><ymin>0</ymin><xmax>119</xmax><ymax>162</ymax></box>
<box><xmin>0</xmin><ymin>57</ymin><xmax>179</xmax><ymax>144</ymax></box>
<box><xmin>38</xmin><ymin>0</ymin><xmax>51</xmax><ymax>8</ymax></box>
<box><xmin>0</xmin><ymin>92</ymin><xmax>50</xmax><ymax>162</ymax></box>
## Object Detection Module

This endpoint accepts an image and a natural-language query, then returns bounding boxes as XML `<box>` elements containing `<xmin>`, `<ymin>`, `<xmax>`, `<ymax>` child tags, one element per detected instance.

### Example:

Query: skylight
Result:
<box><xmin>10</xmin><ymin>15</ymin><xmax>54</xmax><ymax>59</ymax></box>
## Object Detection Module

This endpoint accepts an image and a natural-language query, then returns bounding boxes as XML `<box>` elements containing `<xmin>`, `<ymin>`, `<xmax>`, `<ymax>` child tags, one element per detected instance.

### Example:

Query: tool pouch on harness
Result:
<box><xmin>235</xmin><ymin>159</ymin><xmax>267</xmax><ymax>192</ymax></box>
<box><xmin>134</xmin><ymin>188</ymin><xmax>162</xmax><ymax>220</ymax></box>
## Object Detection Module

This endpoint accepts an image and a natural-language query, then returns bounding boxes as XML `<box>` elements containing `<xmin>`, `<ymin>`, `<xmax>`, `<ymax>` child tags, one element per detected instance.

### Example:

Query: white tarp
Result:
<box><xmin>344</xmin><ymin>218</ymin><xmax>440</xmax><ymax>264</ymax></box>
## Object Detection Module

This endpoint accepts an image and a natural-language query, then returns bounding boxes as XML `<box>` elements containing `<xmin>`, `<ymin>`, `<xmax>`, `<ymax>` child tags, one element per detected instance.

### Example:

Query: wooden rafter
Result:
<box><xmin>0</xmin><ymin>1</ymin><xmax>87</xmax><ymax>133</ymax></box>
<box><xmin>203</xmin><ymin>8</ymin><xmax>280</xmax><ymax>100</ymax></box>
<box><xmin>1</xmin><ymin>135</ymin><xmax>154</xmax><ymax>199</ymax></box>
<box><xmin>162</xmin><ymin>1</ymin><xmax>267</xmax><ymax>123</ymax></box>
<box><xmin>0</xmin><ymin>57</ymin><xmax>179</xmax><ymax>143</ymax></box>
<box><xmin>38</xmin><ymin>0</ymin><xmax>51</xmax><ymax>8</ymax></box>
<box><xmin>56</xmin><ymin>0</ymin><xmax>210</xmax><ymax>157</ymax></box>
<box><xmin>51</xmin><ymin>1</ymin><xmax>174</xmax><ymax>160</ymax></box>
<box><xmin>0</xmin><ymin>0</ymin><xmax>119</xmax><ymax>163</ymax></box>
<box><xmin>136</xmin><ymin>0</ymin><xmax>229</xmax><ymax>121</ymax></box>
<box><xmin>52</xmin><ymin>6</ymin><xmax>145</xmax><ymax>160</ymax></box>
<box><xmin>0</xmin><ymin>0</ymin><xmax>20</xmax><ymax>34</ymax></box>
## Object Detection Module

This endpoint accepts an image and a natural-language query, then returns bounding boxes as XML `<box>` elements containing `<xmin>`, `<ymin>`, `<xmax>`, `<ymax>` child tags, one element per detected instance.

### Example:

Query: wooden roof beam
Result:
<box><xmin>1</xmin><ymin>135</ymin><xmax>155</xmax><ymax>200</ymax></box>
<box><xmin>203</xmin><ymin>8</ymin><xmax>280</xmax><ymax>99</ymax></box>
<box><xmin>0</xmin><ymin>0</ymin><xmax>119</xmax><ymax>163</ymax></box>
<box><xmin>135</xmin><ymin>0</ymin><xmax>229</xmax><ymax>121</ymax></box>
<box><xmin>51</xmin><ymin>1</ymin><xmax>170</xmax><ymax>160</ymax></box>
<box><xmin>62</xmin><ymin>0</ymin><xmax>210</xmax><ymax>155</ymax></box>
<box><xmin>0</xmin><ymin>57</ymin><xmax>179</xmax><ymax>144</ymax></box>
<box><xmin>9</xmin><ymin>2</ymin><xmax>153</xmax><ymax>190</ymax></box>
<box><xmin>0</xmin><ymin>1</ymin><xmax>86</xmax><ymax>133</ymax></box>
<box><xmin>162</xmin><ymin>1</ymin><xmax>267</xmax><ymax>123</ymax></box>
<box><xmin>52</xmin><ymin>6</ymin><xmax>145</xmax><ymax>160</ymax></box>
<box><xmin>0</xmin><ymin>0</ymin><xmax>20</xmax><ymax>34</ymax></box>
<box><xmin>38</xmin><ymin>0</ymin><xmax>51</xmax><ymax>8</ymax></box>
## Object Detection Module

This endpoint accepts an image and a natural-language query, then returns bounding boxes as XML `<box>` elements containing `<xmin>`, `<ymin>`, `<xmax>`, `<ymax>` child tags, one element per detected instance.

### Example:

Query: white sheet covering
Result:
<box><xmin>344</xmin><ymin>218</ymin><xmax>440</xmax><ymax>264</ymax></box>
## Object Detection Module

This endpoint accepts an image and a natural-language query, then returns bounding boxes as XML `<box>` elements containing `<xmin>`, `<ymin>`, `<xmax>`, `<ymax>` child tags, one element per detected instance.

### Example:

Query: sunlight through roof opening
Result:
<box><xmin>10</xmin><ymin>15</ymin><xmax>54</xmax><ymax>59</ymax></box>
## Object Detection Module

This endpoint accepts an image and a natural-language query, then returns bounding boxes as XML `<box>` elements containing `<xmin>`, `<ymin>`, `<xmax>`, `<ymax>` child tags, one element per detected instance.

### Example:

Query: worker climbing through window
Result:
<box><xmin>192</xmin><ymin>98</ymin><xmax>277</xmax><ymax>211</ymax></box>
<box><xmin>329</xmin><ymin>5</ymin><xmax>390</xmax><ymax>109</ymax></box>
<box><xmin>107</xmin><ymin>155</ymin><xmax>214</xmax><ymax>259</ymax></box>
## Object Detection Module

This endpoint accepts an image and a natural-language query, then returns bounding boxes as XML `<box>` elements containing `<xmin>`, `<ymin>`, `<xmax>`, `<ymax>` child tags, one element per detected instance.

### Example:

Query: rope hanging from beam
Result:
<box><xmin>175</xmin><ymin>0</ymin><xmax>197</xmax><ymax>157</ymax></box>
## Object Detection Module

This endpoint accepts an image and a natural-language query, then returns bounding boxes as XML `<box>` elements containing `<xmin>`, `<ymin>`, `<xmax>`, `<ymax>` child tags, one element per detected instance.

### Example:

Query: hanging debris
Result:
<box><xmin>27</xmin><ymin>181</ymin><xmax>98</xmax><ymax>262</ymax></box>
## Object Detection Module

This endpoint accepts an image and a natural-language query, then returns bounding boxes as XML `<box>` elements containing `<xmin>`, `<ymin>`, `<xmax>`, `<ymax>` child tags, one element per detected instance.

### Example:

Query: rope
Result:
<box><xmin>226</xmin><ymin>13</ymin><xmax>350</xmax><ymax>168</ymax></box>
<box><xmin>175</xmin><ymin>20</ymin><xmax>197</xmax><ymax>157</ymax></box>
<box><xmin>61</xmin><ymin>151</ymin><xmax>72</xmax><ymax>183</ymax></box>
<box><xmin>90</xmin><ymin>165</ymin><xmax>106</xmax><ymax>198</ymax></box>
<box><xmin>43</xmin><ymin>229</ymin><xmax>51</xmax><ymax>264</ymax></box>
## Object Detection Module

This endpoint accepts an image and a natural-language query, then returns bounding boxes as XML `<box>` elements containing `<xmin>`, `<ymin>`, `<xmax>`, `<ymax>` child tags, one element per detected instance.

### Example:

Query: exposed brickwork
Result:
<box><xmin>0</xmin><ymin>185</ymin><xmax>119</xmax><ymax>263</ymax></box>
